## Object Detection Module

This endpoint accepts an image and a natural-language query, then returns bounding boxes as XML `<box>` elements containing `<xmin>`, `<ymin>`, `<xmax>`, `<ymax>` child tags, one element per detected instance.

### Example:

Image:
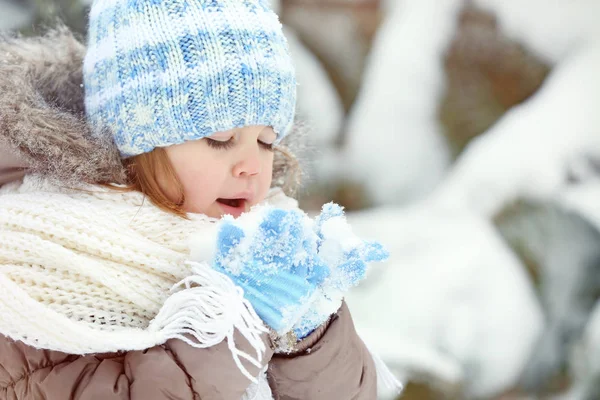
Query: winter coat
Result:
<box><xmin>0</xmin><ymin>28</ymin><xmax>377</xmax><ymax>400</ymax></box>
<box><xmin>0</xmin><ymin>303</ymin><xmax>375</xmax><ymax>400</ymax></box>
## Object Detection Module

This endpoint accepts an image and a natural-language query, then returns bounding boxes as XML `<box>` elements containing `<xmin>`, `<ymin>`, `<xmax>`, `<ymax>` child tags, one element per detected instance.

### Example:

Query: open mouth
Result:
<box><xmin>217</xmin><ymin>198</ymin><xmax>244</xmax><ymax>208</ymax></box>
<box><xmin>216</xmin><ymin>198</ymin><xmax>249</xmax><ymax>217</ymax></box>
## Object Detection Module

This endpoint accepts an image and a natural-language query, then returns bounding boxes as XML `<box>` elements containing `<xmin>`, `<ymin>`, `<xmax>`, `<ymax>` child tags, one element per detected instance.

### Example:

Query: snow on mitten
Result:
<box><xmin>212</xmin><ymin>207</ymin><xmax>330</xmax><ymax>335</ymax></box>
<box><xmin>291</xmin><ymin>203</ymin><xmax>389</xmax><ymax>339</ymax></box>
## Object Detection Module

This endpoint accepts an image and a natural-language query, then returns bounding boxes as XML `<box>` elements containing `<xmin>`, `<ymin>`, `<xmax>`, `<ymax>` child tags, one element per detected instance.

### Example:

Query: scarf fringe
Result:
<box><xmin>366</xmin><ymin>344</ymin><xmax>404</xmax><ymax>397</ymax></box>
<box><xmin>148</xmin><ymin>261</ymin><xmax>269</xmax><ymax>383</ymax></box>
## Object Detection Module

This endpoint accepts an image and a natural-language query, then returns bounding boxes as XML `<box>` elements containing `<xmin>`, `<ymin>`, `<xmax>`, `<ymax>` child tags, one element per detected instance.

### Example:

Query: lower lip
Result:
<box><xmin>217</xmin><ymin>201</ymin><xmax>247</xmax><ymax>218</ymax></box>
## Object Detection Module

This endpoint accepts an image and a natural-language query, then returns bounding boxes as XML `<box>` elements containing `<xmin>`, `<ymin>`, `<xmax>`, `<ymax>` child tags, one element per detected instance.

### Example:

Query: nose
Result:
<box><xmin>232</xmin><ymin>144</ymin><xmax>261</xmax><ymax>177</ymax></box>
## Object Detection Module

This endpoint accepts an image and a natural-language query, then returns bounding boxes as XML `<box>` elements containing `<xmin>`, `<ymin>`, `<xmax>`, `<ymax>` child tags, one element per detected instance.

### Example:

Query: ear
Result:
<box><xmin>0</xmin><ymin>146</ymin><xmax>27</xmax><ymax>186</ymax></box>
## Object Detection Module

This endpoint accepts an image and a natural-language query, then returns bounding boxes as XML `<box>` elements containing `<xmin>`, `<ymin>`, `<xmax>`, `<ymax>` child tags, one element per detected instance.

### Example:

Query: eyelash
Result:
<box><xmin>206</xmin><ymin>138</ymin><xmax>274</xmax><ymax>151</ymax></box>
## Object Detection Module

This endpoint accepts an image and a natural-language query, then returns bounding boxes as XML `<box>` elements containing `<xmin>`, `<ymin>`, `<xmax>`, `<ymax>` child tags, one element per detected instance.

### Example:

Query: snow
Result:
<box><xmin>282</xmin><ymin>6</ymin><xmax>367</xmax><ymax>107</ymax></box>
<box><xmin>428</xmin><ymin>43</ymin><xmax>600</xmax><ymax>218</ymax></box>
<box><xmin>343</xmin><ymin>0</ymin><xmax>457</xmax><ymax>206</ymax></box>
<box><xmin>208</xmin><ymin>203</ymin><xmax>389</xmax><ymax>338</ymax></box>
<box><xmin>345</xmin><ymin>205</ymin><xmax>544</xmax><ymax>398</ymax></box>
<box><xmin>499</xmin><ymin>196</ymin><xmax>600</xmax><ymax>391</ymax></box>
<box><xmin>260</xmin><ymin>4</ymin><xmax>347</xmax><ymax>183</ymax></box>
<box><xmin>285</xmin><ymin>26</ymin><xmax>344</xmax><ymax>148</ymax></box>
<box><xmin>344</xmin><ymin>0</ymin><xmax>600</xmax><ymax>211</ymax></box>
<box><xmin>565</xmin><ymin>299</ymin><xmax>600</xmax><ymax>400</ymax></box>
<box><xmin>472</xmin><ymin>0</ymin><xmax>600</xmax><ymax>63</ymax></box>
<box><xmin>559</xmin><ymin>180</ymin><xmax>600</xmax><ymax>230</ymax></box>
<box><xmin>343</xmin><ymin>3</ymin><xmax>600</xmax><ymax>394</ymax></box>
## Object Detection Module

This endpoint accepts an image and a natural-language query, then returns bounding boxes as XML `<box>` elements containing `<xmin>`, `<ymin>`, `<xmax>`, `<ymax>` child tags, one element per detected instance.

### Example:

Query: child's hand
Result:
<box><xmin>292</xmin><ymin>203</ymin><xmax>389</xmax><ymax>339</ymax></box>
<box><xmin>212</xmin><ymin>208</ymin><xmax>330</xmax><ymax>335</ymax></box>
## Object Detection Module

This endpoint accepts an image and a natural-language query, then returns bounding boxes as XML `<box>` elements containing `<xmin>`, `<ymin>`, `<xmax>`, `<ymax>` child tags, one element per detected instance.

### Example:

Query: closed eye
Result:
<box><xmin>206</xmin><ymin>138</ymin><xmax>234</xmax><ymax>150</ymax></box>
<box><xmin>259</xmin><ymin>140</ymin><xmax>274</xmax><ymax>151</ymax></box>
<box><xmin>206</xmin><ymin>138</ymin><xmax>274</xmax><ymax>151</ymax></box>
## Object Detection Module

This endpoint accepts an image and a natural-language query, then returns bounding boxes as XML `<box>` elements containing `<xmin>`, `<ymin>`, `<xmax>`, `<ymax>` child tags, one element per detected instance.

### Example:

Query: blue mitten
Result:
<box><xmin>292</xmin><ymin>203</ymin><xmax>389</xmax><ymax>339</ymax></box>
<box><xmin>212</xmin><ymin>207</ymin><xmax>330</xmax><ymax>335</ymax></box>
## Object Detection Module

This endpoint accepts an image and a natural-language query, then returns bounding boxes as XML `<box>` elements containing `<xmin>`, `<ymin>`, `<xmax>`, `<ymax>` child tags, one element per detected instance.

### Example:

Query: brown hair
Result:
<box><xmin>116</xmin><ymin>145</ymin><xmax>301</xmax><ymax>218</ymax></box>
<box><xmin>122</xmin><ymin>147</ymin><xmax>187</xmax><ymax>218</ymax></box>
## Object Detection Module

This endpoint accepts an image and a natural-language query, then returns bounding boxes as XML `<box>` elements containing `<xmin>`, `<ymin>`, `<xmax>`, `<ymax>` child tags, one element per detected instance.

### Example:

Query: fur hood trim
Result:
<box><xmin>0</xmin><ymin>27</ymin><xmax>125</xmax><ymax>185</ymax></box>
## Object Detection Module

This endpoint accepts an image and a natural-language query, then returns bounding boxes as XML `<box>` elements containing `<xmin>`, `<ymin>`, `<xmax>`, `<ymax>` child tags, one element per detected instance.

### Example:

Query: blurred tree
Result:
<box><xmin>496</xmin><ymin>199</ymin><xmax>600</xmax><ymax>395</ymax></box>
<box><xmin>439</xmin><ymin>4</ymin><xmax>550</xmax><ymax>158</ymax></box>
<box><xmin>281</xmin><ymin>0</ymin><xmax>382</xmax><ymax>112</ymax></box>
<box><xmin>24</xmin><ymin>0</ymin><xmax>89</xmax><ymax>35</ymax></box>
<box><xmin>0</xmin><ymin>1</ymin><xmax>31</xmax><ymax>30</ymax></box>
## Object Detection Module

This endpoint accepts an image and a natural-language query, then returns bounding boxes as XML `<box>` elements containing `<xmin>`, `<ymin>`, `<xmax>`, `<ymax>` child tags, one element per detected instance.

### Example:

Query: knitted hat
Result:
<box><xmin>83</xmin><ymin>0</ymin><xmax>297</xmax><ymax>158</ymax></box>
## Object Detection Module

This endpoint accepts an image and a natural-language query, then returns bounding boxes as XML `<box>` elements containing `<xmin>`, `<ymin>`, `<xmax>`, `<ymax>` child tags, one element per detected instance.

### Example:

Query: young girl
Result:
<box><xmin>0</xmin><ymin>1</ymin><xmax>397</xmax><ymax>399</ymax></box>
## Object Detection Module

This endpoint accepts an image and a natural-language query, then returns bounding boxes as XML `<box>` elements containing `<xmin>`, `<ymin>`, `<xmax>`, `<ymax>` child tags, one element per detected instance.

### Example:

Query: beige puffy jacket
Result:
<box><xmin>0</xmin><ymin>303</ymin><xmax>376</xmax><ymax>399</ymax></box>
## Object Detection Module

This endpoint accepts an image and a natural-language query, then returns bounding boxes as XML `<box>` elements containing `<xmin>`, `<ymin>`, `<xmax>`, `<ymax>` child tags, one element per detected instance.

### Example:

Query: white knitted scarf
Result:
<box><xmin>0</xmin><ymin>176</ymin><xmax>402</xmax><ymax>399</ymax></box>
<box><xmin>0</xmin><ymin>176</ymin><xmax>305</xmax><ymax>399</ymax></box>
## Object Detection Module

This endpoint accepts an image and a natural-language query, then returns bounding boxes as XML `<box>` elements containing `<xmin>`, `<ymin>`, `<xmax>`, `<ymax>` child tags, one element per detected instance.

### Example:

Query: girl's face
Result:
<box><xmin>162</xmin><ymin>125</ymin><xmax>276</xmax><ymax>218</ymax></box>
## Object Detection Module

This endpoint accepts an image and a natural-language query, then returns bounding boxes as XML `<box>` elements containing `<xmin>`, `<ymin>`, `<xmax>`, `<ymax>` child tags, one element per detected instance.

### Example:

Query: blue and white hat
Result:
<box><xmin>84</xmin><ymin>0</ymin><xmax>297</xmax><ymax>158</ymax></box>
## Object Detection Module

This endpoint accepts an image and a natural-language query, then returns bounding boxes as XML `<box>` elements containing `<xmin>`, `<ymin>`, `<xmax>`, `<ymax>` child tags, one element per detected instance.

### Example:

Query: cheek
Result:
<box><xmin>260</xmin><ymin>154</ymin><xmax>274</xmax><ymax>189</ymax></box>
<box><xmin>178</xmin><ymin>169</ymin><xmax>221</xmax><ymax>205</ymax></box>
<box><xmin>173</xmin><ymin>155</ymin><xmax>225</xmax><ymax>210</ymax></box>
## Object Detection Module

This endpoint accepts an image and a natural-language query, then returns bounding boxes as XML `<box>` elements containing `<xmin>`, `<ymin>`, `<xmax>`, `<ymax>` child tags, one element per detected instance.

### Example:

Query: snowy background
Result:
<box><xmin>3</xmin><ymin>0</ymin><xmax>600</xmax><ymax>398</ymax></box>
